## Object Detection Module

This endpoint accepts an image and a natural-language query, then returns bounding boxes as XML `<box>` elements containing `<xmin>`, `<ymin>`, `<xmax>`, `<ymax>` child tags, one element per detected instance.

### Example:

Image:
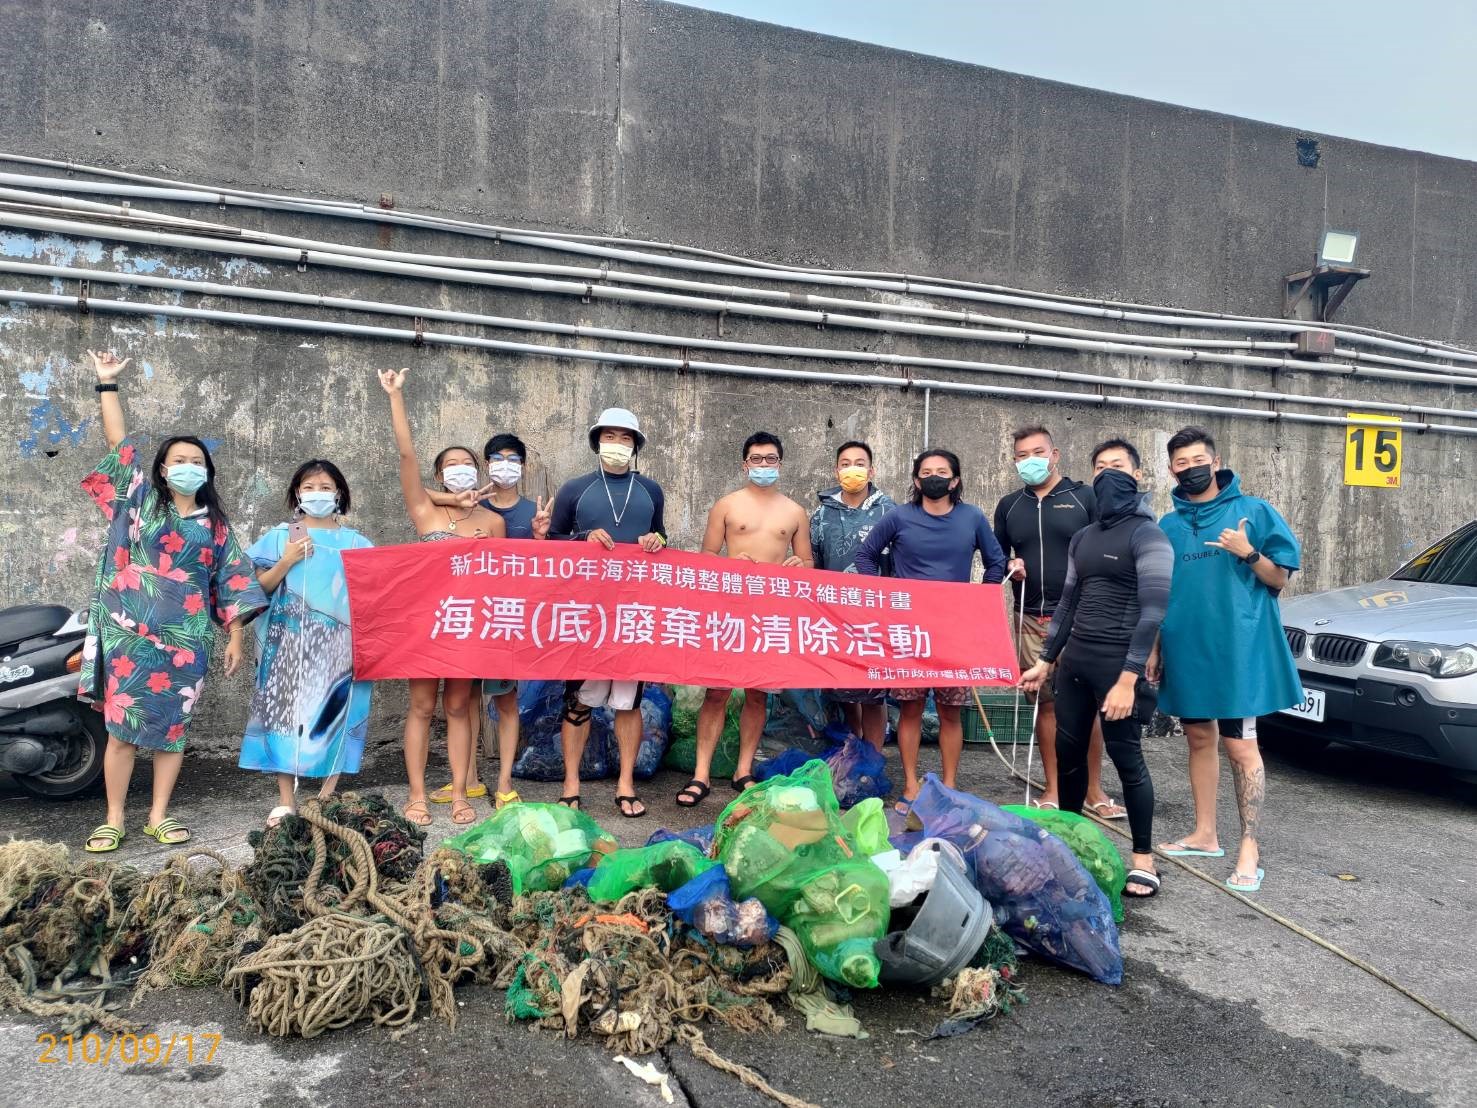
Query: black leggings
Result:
<box><xmin>1053</xmin><ymin>641</ymin><xmax>1154</xmax><ymax>854</ymax></box>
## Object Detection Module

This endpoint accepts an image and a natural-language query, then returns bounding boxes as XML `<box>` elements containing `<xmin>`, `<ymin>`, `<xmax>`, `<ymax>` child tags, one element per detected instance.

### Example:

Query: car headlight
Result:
<box><xmin>1372</xmin><ymin>640</ymin><xmax>1477</xmax><ymax>678</ymax></box>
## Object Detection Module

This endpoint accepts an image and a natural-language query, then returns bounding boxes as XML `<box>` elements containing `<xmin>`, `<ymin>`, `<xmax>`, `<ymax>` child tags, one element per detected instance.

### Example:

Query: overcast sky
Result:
<box><xmin>679</xmin><ymin>1</ymin><xmax>1477</xmax><ymax>162</ymax></box>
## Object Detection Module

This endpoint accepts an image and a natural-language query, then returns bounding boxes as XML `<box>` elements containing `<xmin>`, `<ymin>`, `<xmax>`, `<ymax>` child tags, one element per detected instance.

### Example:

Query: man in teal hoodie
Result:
<box><xmin>1152</xmin><ymin>427</ymin><xmax>1303</xmax><ymax>893</ymax></box>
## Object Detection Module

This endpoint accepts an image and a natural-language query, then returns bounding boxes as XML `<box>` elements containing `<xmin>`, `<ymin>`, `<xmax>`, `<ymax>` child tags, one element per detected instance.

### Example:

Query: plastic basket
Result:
<box><xmin>962</xmin><ymin>688</ymin><xmax>1034</xmax><ymax>745</ymax></box>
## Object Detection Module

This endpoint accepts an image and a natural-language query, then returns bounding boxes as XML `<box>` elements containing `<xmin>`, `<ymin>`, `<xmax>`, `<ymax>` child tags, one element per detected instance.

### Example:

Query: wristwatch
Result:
<box><xmin>1241</xmin><ymin>550</ymin><xmax>1262</xmax><ymax>566</ymax></box>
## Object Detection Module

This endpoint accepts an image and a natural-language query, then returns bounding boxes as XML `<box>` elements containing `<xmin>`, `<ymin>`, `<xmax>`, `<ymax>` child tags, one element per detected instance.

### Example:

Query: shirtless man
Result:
<box><xmin>676</xmin><ymin>432</ymin><xmax>813</xmax><ymax>808</ymax></box>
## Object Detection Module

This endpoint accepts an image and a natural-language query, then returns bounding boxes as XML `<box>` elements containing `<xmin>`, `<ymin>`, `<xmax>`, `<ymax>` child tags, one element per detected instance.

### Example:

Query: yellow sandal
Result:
<box><xmin>494</xmin><ymin>789</ymin><xmax>521</xmax><ymax>810</ymax></box>
<box><xmin>431</xmin><ymin>782</ymin><xmax>487</xmax><ymax>803</ymax></box>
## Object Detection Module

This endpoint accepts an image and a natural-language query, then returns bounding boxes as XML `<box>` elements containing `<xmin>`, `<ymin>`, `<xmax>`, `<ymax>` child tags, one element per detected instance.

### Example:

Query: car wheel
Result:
<box><xmin>11</xmin><ymin>702</ymin><xmax>107</xmax><ymax>799</ymax></box>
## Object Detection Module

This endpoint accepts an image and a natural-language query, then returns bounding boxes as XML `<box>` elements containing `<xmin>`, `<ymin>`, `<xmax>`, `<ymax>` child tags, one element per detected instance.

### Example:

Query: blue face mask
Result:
<box><xmin>298</xmin><ymin>491</ymin><xmax>338</xmax><ymax>518</ymax></box>
<box><xmin>748</xmin><ymin>466</ymin><xmax>780</xmax><ymax>488</ymax></box>
<box><xmin>165</xmin><ymin>463</ymin><xmax>208</xmax><ymax>496</ymax></box>
<box><xmin>1016</xmin><ymin>456</ymin><xmax>1051</xmax><ymax>486</ymax></box>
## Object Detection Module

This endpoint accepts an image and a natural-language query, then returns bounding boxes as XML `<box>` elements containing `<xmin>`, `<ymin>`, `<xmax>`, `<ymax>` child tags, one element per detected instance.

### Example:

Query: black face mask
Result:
<box><xmin>1175</xmin><ymin>464</ymin><xmax>1214</xmax><ymax>496</ymax></box>
<box><xmin>1093</xmin><ymin>467</ymin><xmax>1141</xmax><ymax>521</ymax></box>
<box><xmin>918</xmin><ymin>475</ymin><xmax>954</xmax><ymax>501</ymax></box>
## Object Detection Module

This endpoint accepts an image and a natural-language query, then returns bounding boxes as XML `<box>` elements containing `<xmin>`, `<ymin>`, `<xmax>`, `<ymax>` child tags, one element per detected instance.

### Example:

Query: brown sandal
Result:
<box><xmin>451</xmin><ymin>798</ymin><xmax>477</xmax><ymax>825</ymax></box>
<box><xmin>403</xmin><ymin>799</ymin><xmax>433</xmax><ymax>827</ymax></box>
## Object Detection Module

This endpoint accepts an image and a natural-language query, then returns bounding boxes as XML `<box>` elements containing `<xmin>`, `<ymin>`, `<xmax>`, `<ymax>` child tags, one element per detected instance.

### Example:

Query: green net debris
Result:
<box><xmin>665</xmin><ymin>686</ymin><xmax>744</xmax><ymax>775</ymax></box>
<box><xmin>444</xmin><ymin>803</ymin><xmax>618</xmax><ymax>894</ymax></box>
<box><xmin>840</xmin><ymin>797</ymin><xmax>891</xmax><ymax>857</ymax></box>
<box><xmin>586</xmin><ymin>840</ymin><xmax>717</xmax><ymax>903</ymax></box>
<box><xmin>1003</xmin><ymin>805</ymin><xmax>1126</xmax><ymax>924</ymax></box>
<box><xmin>714</xmin><ymin>759</ymin><xmax>890</xmax><ymax>989</ymax></box>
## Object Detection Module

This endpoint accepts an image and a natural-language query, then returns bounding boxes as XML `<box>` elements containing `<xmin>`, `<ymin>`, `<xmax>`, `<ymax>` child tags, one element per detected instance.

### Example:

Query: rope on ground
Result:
<box><xmin>676</xmin><ymin>1024</ymin><xmax>821</xmax><ymax>1108</ymax></box>
<box><xmin>970</xmin><ymin>687</ymin><xmax>1477</xmax><ymax>1046</ymax></box>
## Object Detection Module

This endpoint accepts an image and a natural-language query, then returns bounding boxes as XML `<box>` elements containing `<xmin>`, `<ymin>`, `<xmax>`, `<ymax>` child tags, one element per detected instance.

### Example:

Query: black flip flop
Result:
<box><xmin>615</xmin><ymin>794</ymin><xmax>647</xmax><ymax>819</ymax></box>
<box><xmin>1123</xmin><ymin>868</ymin><xmax>1161</xmax><ymax>898</ymax></box>
<box><xmin>558</xmin><ymin>794</ymin><xmax>582</xmax><ymax>810</ymax></box>
<box><xmin>675</xmin><ymin>780</ymin><xmax>711</xmax><ymax>808</ymax></box>
<box><xmin>730</xmin><ymin>774</ymin><xmax>757</xmax><ymax>793</ymax></box>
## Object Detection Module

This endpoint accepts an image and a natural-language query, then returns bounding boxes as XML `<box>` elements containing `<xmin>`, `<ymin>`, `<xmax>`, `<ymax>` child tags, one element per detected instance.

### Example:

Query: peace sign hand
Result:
<box><xmin>378</xmin><ymin>367</ymin><xmax>408</xmax><ymax>394</ymax></box>
<box><xmin>1205</xmin><ymin>517</ymin><xmax>1254</xmax><ymax>559</ymax></box>
<box><xmin>87</xmin><ymin>350</ymin><xmax>131</xmax><ymax>382</ymax></box>
<box><xmin>532</xmin><ymin>496</ymin><xmax>553</xmax><ymax>540</ymax></box>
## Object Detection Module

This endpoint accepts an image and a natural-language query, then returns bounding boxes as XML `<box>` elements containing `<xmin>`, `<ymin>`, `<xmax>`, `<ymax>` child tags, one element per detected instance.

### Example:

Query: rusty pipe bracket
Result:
<box><xmin>581</xmin><ymin>283</ymin><xmax>593</xmax><ymax>305</ymax></box>
<box><xmin>412</xmin><ymin>317</ymin><xmax>426</xmax><ymax>347</ymax></box>
<box><xmin>817</xmin><ymin>311</ymin><xmax>828</xmax><ymax>331</ymax></box>
<box><xmin>77</xmin><ymin>279</ymin><xmax>90</xmax><ymax>315</ymax></box>
<box><xmin>899</xmin><ymin>364</ymin><xmax>915</xmax><ymax>392</ymax></box>
<box><xmin>297</xmin><ymin>250</ymin><xmax>309</xmax><ymax>273</ymax></box>
<box><xmin>716</xmin><ymin>309</ymin><xmax>727</xmax><ymax>337</ymax></box>
<box><xmin>678</xmin><ymin>347</ymin><xmax>691</xmax><ymax>375</ymax></box>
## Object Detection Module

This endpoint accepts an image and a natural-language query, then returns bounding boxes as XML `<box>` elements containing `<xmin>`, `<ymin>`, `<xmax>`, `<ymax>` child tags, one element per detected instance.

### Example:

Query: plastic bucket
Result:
<box><xmin>874</xmin><ymin>843</ymin><xmax>992</xmax><ymax>987</ymax></box>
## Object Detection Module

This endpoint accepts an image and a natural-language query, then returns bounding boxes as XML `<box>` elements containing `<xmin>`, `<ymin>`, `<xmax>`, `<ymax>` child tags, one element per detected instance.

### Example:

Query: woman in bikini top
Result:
<box><xmin>378</xmin><ymin>367</ymin><xmax>505</xmax><ymax>829</ymax></box>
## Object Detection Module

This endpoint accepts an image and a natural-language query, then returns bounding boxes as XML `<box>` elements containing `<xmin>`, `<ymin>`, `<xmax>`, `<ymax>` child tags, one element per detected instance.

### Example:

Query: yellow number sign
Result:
<box><xmin>1344</xmin><ymin>413</ymin><xmax>1401</xmax><ymax>488</ymax></box>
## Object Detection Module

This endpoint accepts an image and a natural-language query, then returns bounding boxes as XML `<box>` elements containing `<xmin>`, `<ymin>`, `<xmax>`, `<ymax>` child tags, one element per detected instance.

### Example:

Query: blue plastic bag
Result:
<box><xmin>826</xmin><ymin>736</ymin><xmax>892</xmax><ymax>809</ymax></box>
<box><xmin>647</xmin><ymin>823</ymin><xmax>716</xmax><ymax>855</ymax></box>
<box><xmin>667</xmin><ymin>866</ymin><xmax>778</xmax><ymax>948</ymax></box>
<box><xmin>757</xmin><ymin>736</ymin><xmax>891</xmax><ymax>809</ymax></box>
<box><xmin>512</xmin><ymin>682</ymin><xmax>670</xmax><ymax>781</ymax></box>
<box><xmin>908</xmin><ymin>775</ymin><xmax>1122</xmax><ymax>985</ymax></box>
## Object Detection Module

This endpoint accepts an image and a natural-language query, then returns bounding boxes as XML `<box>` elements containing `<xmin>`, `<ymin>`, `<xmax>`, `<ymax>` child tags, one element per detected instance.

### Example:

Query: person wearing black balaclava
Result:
<box><xmin>1020</xmin><ymin>438</ymin><xmax>1173</xmax><ymax>901</ymax></box>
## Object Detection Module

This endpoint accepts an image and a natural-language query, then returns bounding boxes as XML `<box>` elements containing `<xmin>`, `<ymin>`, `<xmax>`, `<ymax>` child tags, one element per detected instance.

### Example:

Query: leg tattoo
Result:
<box><xmin>1231</xmin><ymin>759</ymin><xmax>1265</xmax><ymax>844</ymax></box>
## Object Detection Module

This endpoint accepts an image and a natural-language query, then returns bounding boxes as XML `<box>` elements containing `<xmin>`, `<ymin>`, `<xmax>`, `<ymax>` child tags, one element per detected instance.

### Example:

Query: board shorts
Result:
<box><xmin>563</xmin><ymin>679</ymin><xmax>644</xmax><ymax>714</ymax></box>
<box><xmin>1180</xmin><ymin>716</ymin><xmax>1258</xmax><ymax>740</ymax></box>
<box><xmin>893</xmin><ymin>685</ymin><xmax>971</xmax><ymax>708</ymax></box>
<box><xmin>1016</xmin><ymin>613</ymin><xmax>1055</xmax><ymax>705</ymax></box>
<box><xmin>478</xmin><ymin>679</ymin><xmax>517</xmax><ymax>698</ymax></box>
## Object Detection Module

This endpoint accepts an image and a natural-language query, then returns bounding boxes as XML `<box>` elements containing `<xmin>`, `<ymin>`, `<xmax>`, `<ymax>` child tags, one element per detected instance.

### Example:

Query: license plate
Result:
<box><xmin>1280</xmin><ymin>688</ymin><xmax>1325</xmax><ymax>723</ymax></box>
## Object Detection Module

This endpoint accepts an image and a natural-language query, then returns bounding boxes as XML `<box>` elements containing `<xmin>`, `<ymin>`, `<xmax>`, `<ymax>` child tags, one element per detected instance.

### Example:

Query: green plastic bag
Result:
<box><xmin>715</xmin><ymin>759</ymin><xmax>890</xmax><ymax>988</ymax></box>
<box><xmin>840</xmin><ymin>797</ymin><xmax>891</xmax><ymax>857</ymax></box>
<box><xmin>586</xmin><ymin>840</ymin><xmax>717</xmax><ymax>903</ymax></box>
<box><xmin>444</xmin><ymin>802</ymin><xmax>617</xmax><ymax>894</ymax></box>
<box><xmin>665</xmin><ymin>686</ymin><xmax>744</xmax><ymax>775</ymax></box>
<box><xmin>1004</xmin><ymin>804</ymin><xmax>1127</xmax><ymax>924</ymax></box>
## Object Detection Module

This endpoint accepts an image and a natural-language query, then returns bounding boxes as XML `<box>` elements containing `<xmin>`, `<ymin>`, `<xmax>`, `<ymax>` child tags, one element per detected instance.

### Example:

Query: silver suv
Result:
<box><xmin>1266</xmin><ymin>521</ymin><xmax>1477</xmax><ymax>771</ymax></box>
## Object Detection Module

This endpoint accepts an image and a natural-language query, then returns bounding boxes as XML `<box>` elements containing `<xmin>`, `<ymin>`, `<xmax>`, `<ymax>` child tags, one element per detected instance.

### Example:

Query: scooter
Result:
<box><xmin>0</xmin><ymin>603</ymin><xmax>106</xmax><ymax>798</ymax></box>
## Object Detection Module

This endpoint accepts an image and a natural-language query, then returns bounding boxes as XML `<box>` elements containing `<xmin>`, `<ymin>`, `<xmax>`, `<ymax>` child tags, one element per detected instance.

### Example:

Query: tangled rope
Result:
<box><xmin>224</xmin><ymin>798</ymin><xmax>483</xmax><ymax>1037</ymax></box>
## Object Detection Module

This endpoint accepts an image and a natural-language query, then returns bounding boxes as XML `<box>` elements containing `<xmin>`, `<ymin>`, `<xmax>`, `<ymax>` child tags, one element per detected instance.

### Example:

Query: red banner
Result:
<box><xmin>343</xmin><ymin>539</ymin><xmax>1016</xmax><ymax>688</ymax></box>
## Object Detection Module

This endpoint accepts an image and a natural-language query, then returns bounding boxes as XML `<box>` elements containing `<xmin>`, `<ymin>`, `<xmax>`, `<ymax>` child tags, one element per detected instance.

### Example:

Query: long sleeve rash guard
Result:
<box><xmin>1038</xmin><ymin>506</ymin><xmax>1173</xmax><ymax>676</ymax></box>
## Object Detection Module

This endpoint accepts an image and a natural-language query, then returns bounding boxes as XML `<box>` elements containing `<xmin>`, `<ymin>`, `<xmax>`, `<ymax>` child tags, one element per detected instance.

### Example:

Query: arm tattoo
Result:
<box><xmin>1231</xmin><ymin>760</ymin><xmax>1265</xmax><ymax>844</ymax></box>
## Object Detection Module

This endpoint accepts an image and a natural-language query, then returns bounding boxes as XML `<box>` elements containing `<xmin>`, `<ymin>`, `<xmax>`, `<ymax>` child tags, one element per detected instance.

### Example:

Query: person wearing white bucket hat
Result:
<box><xmin>548</xmin><ymin>406</ymin><xmax>667</xmax><ymax>819</ymax></box>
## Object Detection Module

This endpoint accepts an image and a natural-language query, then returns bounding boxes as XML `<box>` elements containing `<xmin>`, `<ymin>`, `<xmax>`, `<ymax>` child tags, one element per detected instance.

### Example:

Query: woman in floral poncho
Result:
<box><xmin>80</xmin><ymin>351</ymin><xmax>266</xmax><ymax>853</ymax></box>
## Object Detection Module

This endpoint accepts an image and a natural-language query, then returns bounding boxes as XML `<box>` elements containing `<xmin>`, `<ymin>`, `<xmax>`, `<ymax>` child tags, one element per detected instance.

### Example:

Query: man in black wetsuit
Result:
<box><xmin>1019</xmin><ymin>438</ymin><xmax>1172</xmax><ymax>900</ymax></box>
<box><xmin>548</xmin><ymin>407</ymin><xmax>666</xmax><ymax>819</ymax></box>
<box><xmin>993</xmin><ymin>424</ymin><xmax>1123</xmax><ymax>817</ymax></box>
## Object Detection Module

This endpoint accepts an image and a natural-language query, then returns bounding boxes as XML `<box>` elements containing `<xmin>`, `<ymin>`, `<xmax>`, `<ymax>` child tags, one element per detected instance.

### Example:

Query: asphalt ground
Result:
<box><xmin>2</xmin><ymin>728</ymin><xmax>1475</xmax><ymax>1108</ymax></box>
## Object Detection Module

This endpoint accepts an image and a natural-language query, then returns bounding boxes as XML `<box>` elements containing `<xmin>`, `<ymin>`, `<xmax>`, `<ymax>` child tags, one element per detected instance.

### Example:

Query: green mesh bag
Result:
<box><xmin>444</xmin><ymin>802</ymin><xmax>617</xmax><ymax>894</ymax></box>
<box><xmin>664</xmin><ymin>686</ymin><xmax>745</xmax><ymax>775</ymax></box>
<box><xmin>840</xmin><ymin>797</ymin><xmax>891</xmax><ymax>857</ymax></box>
<box><xmin>715</xmin><ymin>759</ymin><xmax>890</xmax><ymax>988</ymax></box>
<box><xmin>586</xmin><ymin>840</ymin><xmax>717</xmax><ymax>903</ymax></box>
<box><xmin>1003</xmin><ymin>804</ymin><xmax>1127</xmax><ymax>924</ymax></box>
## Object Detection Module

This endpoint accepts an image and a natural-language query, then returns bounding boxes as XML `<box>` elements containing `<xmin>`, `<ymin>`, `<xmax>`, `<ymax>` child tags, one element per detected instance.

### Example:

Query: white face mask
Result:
<box><xmin>441</xmin><ymin>464</ymin><xmax>479</xmax><ymax>492</ymax></box>
<box><xmin>598</xmin><ymin>442</ymin><xmax>634</xmax><ymax>469</ymax></box>
<box><xmin>486</xmin><ymin>459</ymin><xmax>523</xmax><ymax>488</ymax></box>
<box><xmin>298</xmin><ymin>491</ymin><xmax>339</xmax><ymax>518</ymax></box>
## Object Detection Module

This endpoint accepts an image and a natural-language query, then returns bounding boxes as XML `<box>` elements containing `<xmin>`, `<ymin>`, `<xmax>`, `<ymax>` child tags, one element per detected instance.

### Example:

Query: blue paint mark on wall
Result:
<box><xmin>140</xmin><ymin>360</ymin><xmax>155</xmax><ymax>380</ymax></box>
<box><xmin>18</xmin><ymin>399</ymin><xmax>91</xmax><ymax>457</ymax></box>
<box><xmin>0</xmin><ymin>231</ymin><xmax>105</xmax><ymax>266</ymax></box>
<box><xmin>202</xmin><ymin>438</ymin><xmax>224</xmax><ymax>453</ymax></box>
<box><xmin>19</xmin><ymin>355</ymin><xmax>64</xmax><ymax>398</ymax></box>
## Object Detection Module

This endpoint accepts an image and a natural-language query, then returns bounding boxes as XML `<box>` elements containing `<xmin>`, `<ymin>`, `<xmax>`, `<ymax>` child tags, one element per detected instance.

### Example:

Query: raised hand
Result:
<box><xmin>532</xmin><ymin>496</ymin><xmax>552</xmax><ymax>540</ymax></box>
<box><xmin>87</xmin><ymin>350</ymin><xmax>130</xmax><ymax>382</ymax></box>
<box><xmin>378</xmin><ymin>367</ymin><xmax>408</xmax><ymax>394</ymax></box>
<box><xmin>1205</xmin><ymin>517</ymin><xmax>1253</xmax><ymax>559</ymax></box>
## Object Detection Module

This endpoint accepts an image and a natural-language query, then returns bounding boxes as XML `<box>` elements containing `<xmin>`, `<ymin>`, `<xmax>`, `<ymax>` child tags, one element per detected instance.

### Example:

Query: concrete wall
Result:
<box><xmin>2</xmin><ymin>0</ymin><xmax>1476</xmax><ymax>758</ymax></box>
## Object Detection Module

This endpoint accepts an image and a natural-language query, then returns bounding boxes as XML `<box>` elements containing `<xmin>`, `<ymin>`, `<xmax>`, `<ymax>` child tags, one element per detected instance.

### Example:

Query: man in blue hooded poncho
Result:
<box><xmin>1153</xmin><ymin>426</ymin><xmax>1303</xmax><ymax>894</ymax></box>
